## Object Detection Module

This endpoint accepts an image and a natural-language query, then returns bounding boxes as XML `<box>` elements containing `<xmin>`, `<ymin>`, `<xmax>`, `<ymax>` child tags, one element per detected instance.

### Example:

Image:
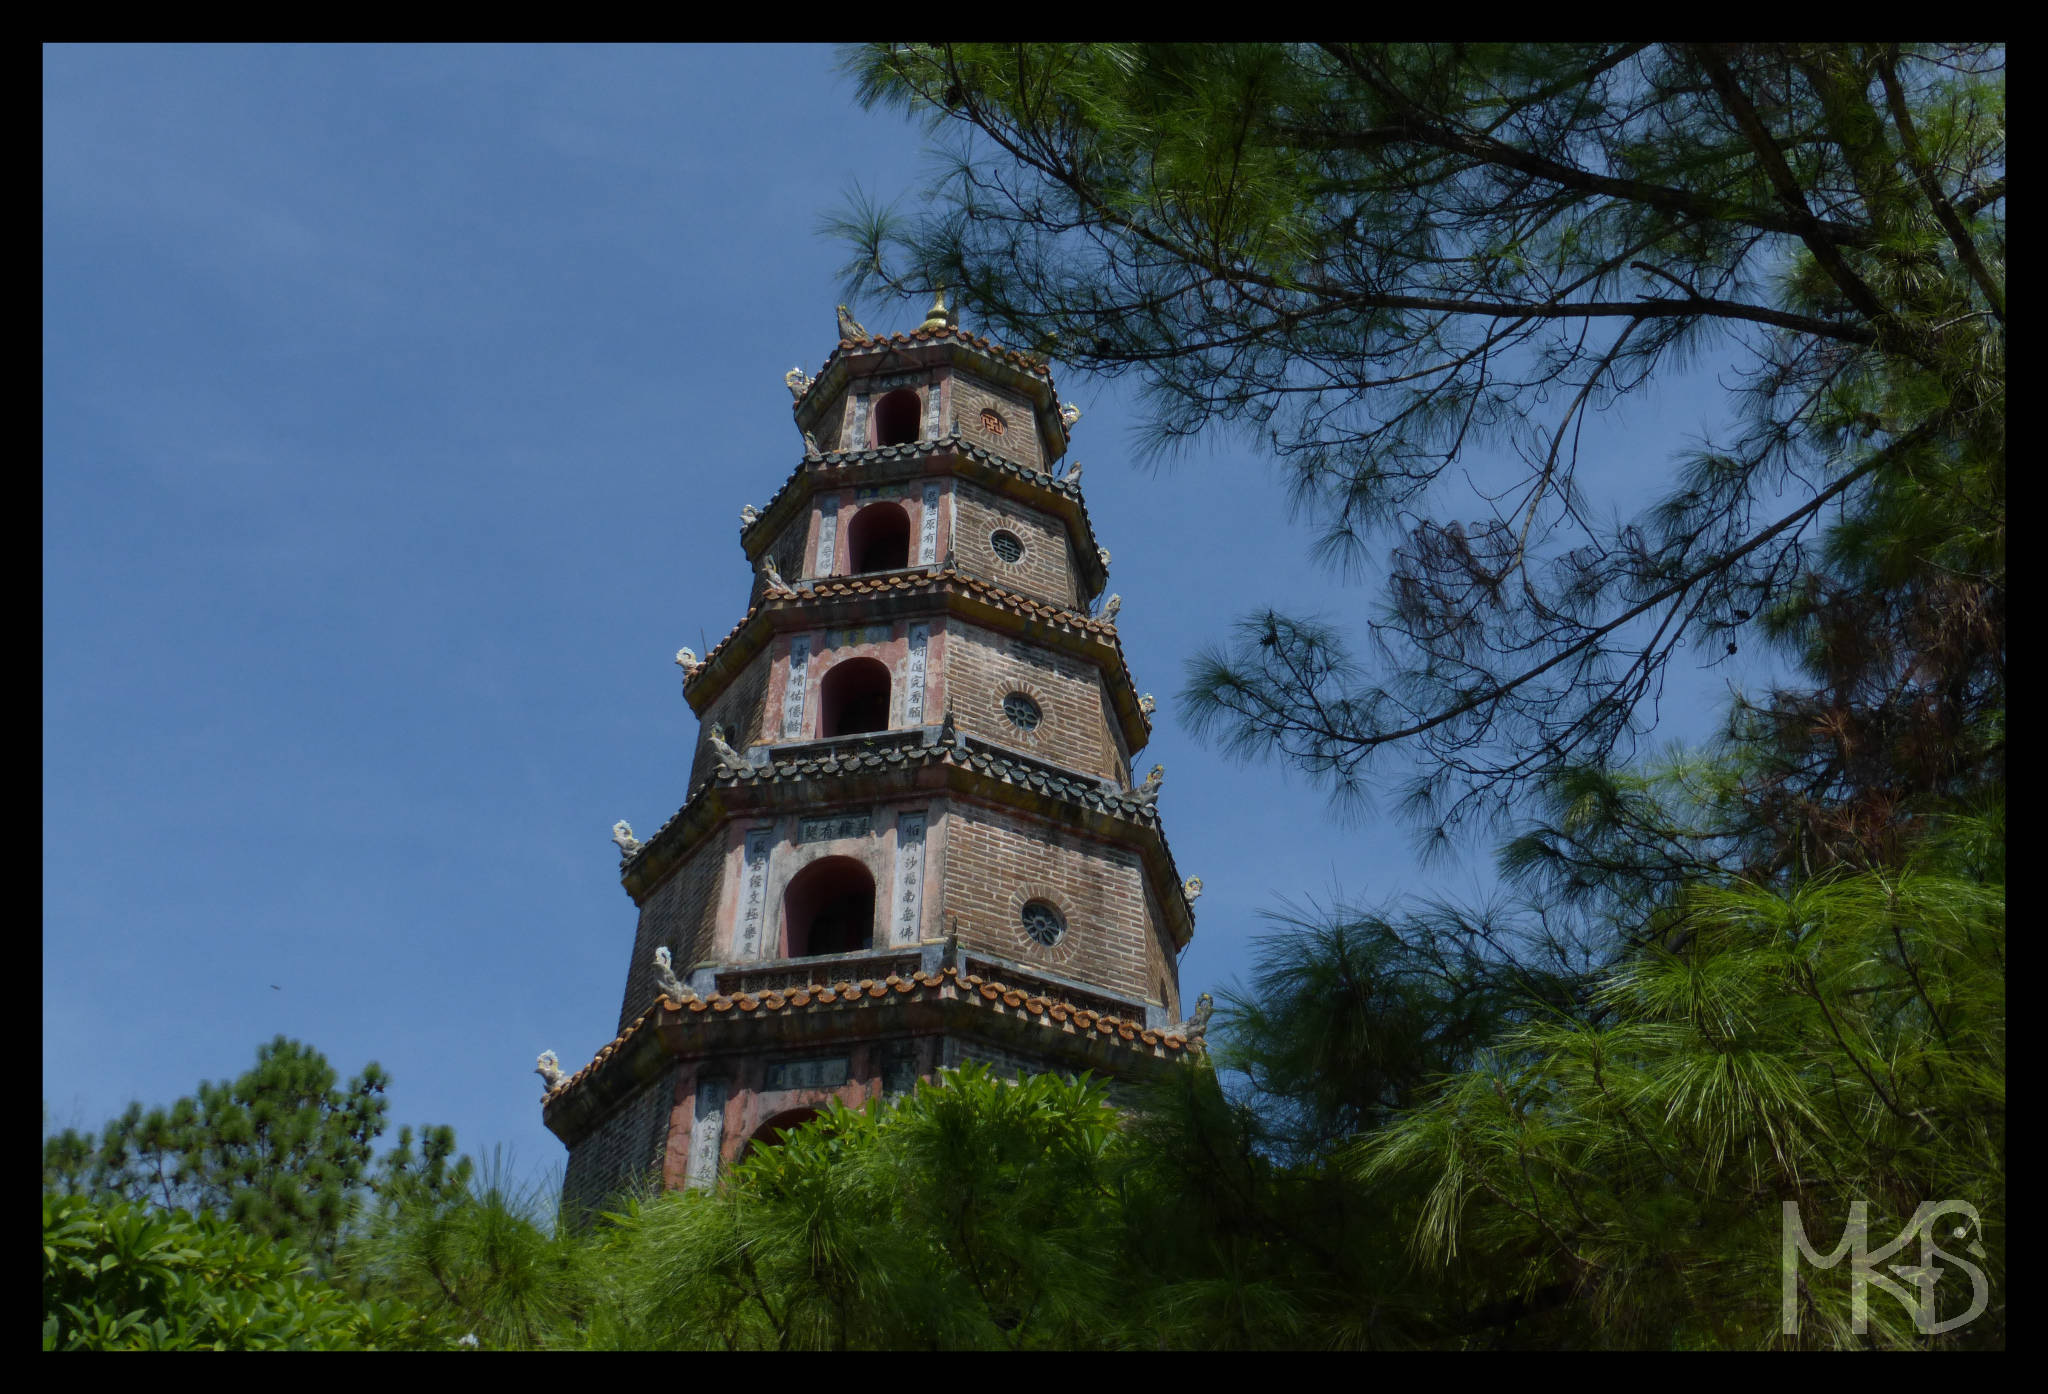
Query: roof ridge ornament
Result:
<box><xmin>1136</xmin><ymin>763</ymin><xmax>1164</xmax><ymax>802</ymax></box>
<box><xmin>920</xmin><ymin>288</ymin><xmax>950</xmax><ymax>332</ymax></box>
<box><xmin>653</xmin><ymin>946</ymin><xmax>695</xmax><ymax>1003</ymax></box>
<box><xmin>706</xmin><ymin>723</ymin><xmax>746</xmax><ymax>771</ymax></box>
<box><xmin>612</xmin><ymin>820</ymin><xmax>643</xmax><ymax>858</ymax></box>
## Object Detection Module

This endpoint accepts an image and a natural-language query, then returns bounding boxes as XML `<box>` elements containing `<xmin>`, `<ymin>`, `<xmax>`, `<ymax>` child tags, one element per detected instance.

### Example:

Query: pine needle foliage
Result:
<box><xmin>1356</xmin><ymin>810</ymin><xmax>2004</xmax><ymax>1348</ymax></box>
<box><xmin>594</xmin><ymin>1065</ymin><xmax>1127</xmax><ymax>1350</ymax></box>
<box><xmin>340</xmin><ymin>1149</ymin><xmax>591</xmax><ymax>1351</ymax></box>
<box><xmin>837</xmin><ymin>43</ymin><xmax>2004</xmax><ymax>844</ymax></box>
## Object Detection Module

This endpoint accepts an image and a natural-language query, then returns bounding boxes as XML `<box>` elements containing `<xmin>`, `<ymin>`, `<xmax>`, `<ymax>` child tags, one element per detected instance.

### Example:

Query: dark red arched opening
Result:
<box><xmin>874</xmin><ymin>388</ymin><xmax>922</xmax><ymax>447</ymax></box>
<box><xmin>782</xmin><ymin>856</ymin><xmax>875</xmax><ymax>958</ymax></box>
<box><xmin>845</xmin><ymin>502</ymin><xmax>911</xmax><ymax>574</ymax></box>
<box><xmin>818</xmin><ymin>657</ymin><xmax>891</xmax><ymax>737</ymax></box>
<box><xmin>745</xmin><ymin>1107</ymin><xmax>825</xmax><ymax>1158</ymax></box>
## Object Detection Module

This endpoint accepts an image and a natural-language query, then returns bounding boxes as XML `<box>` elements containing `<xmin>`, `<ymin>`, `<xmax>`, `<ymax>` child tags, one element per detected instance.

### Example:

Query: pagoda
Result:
<box><xmin>540</xmin><ymin>297</ymin><xmax>1202</xmax><ymax>1215</ymax></box>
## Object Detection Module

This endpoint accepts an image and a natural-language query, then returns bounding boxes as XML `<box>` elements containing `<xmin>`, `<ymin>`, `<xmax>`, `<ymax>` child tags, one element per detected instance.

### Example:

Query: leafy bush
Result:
<box><xmin>42</xmin><ymin>1192</ymin><xmax>442</xmax><ymax>1350</ymax></box>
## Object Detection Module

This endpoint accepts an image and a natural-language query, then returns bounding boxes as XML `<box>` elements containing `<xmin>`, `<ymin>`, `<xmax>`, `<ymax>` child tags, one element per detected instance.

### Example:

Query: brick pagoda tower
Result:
<box><xmin>541</xmin><ymin>298</ymin><xmax>1202</xmax><ymax>1214</ymax></box>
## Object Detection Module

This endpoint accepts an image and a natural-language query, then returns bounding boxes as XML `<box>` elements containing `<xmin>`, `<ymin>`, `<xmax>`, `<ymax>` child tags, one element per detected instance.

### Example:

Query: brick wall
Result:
<box><xmin>755</xmin><ymin>504</ymin><xmax>814</xmax><ymax>585</ymax></box>
<box><xmin>1141</xmin><ymin>880</ymin><xmax>1182</xmax><ymax>1022</ymax></box>
<box><xmin>560</xmin><ymin>1062</ymin><xmax>678</xmax><ymax>1223</ymax></box>
<box><xmin>812</xmin><ymin>401</ymin><xmax>844</xmax><ymax>454</ymax></box>
<box><xmin>938</xmin><ymin>801</ymin><xmax>1159</xmax><ymax>1003</ymax></box>
<box><xmin>620</xmin><ymin>834</ymin><xmax>728</xmax><ymax>1033</ymax></box>
<box><xmin>1095</xmin><ymin>681</ymin><xmax>1133</xmax><ymax>786</ymax></box>
<box><xmin>948</xmin><ymin>376</ymin><xmax>1046</xmax><ymax>471</ymax></box>
<box><xmin>746</xmin><ymin>525</ymin><xmax>807</xmax><ymax>612</ymax></box>
<box><xmin>951</xmin><ymin>479</ymin><xmax>1079</xmax><ymax>609</ymax></box>
<box><xmin>943</xmin><ymin>618</ymin><xmax>1121</xmax><ymax>781</ymax></box>
<box><xmin>690</xmin><ymin>653</ymin><xmax>771</xmax><ymax>789</ymax></box>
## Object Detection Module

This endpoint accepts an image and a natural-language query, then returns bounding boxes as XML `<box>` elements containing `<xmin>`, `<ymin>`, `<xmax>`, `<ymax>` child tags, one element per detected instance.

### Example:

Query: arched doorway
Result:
<box><xmin>873</xmin><ymin>388</ymin><xmax>921</xmax><ymax>446</ymax></box>
<box><xmin>744</xmin><ymin>1107</ymin><xmax>824</xmax><ymax>1158</ymax></box>
<box><xmin>819</xmin><ymin>657</ymin><xmax>891</xmax><ymax>736</ymax></box>
<box><xmin>845</xmin><ymin>501</ymin><xmax>911</xmax><ymax>574</ymax></box>
<box><xmin>781</xmin><ymin>856</ymin><xmax>875</xmax><ymax>958</ymax></box>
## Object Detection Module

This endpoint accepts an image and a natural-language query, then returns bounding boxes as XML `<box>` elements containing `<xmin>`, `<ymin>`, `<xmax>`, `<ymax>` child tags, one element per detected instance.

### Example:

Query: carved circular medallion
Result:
<box><xmin>989</xmin><ymin>529</ymin><xmax>1025</xmax><ymax>564</ymax></box>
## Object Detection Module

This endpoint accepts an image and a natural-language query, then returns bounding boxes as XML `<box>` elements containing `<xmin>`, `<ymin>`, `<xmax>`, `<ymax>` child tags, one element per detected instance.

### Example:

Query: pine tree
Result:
<box><xmin>833</xmin><ymin>43</ymin><xmax>2005</xmax><ymax>1348</ymax></box>
<box><xmin>42</xmin><ymin>1036</ymin><xmax>458</xmax><ymax>1270</ymax></box>
<box><xmin>837</xmin><ymin>43</ymin><xmax>2004</xmax><ymax>844</ymax></box>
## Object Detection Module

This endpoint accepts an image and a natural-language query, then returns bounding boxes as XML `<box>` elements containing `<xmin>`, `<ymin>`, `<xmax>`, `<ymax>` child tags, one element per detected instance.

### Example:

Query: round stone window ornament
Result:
<box><xmin>1003</xmin><ymin>691</ymin><xmax>1042</xmax><ymax>731</ymax></box>
<box><xmin>980</xmin><ymin>407</ymin><xmax>1006</xmax><ymax>436</ymax></box>
<box><xmin>1021</xmin><ymin>899</ymin><xmax>1066</xmax><ymax>948</ymax></box>
<box><xmin>989</xmin><ymin>529</ymin><xmax>1025</xmax><ymax>564</ymax></box>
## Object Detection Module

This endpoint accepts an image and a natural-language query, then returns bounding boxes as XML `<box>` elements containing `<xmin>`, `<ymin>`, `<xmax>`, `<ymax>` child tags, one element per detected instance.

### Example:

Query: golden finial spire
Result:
<box><xmin>921</xmin><ymin>288</ymin><xmax>949</xmax><ymax>331</ymax></box>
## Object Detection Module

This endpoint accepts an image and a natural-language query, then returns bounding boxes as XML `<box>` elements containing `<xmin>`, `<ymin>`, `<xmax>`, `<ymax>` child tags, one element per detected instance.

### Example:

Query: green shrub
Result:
<box><xmin>42</xmin><ymin>1192</ymin><xmax>443</xmax><ymax>1350</ymax></box>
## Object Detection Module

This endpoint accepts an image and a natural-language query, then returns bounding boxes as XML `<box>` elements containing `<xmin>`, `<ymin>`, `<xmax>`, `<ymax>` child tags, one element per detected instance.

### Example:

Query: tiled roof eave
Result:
<box><xmin>616</xmin><ymin>735</ymin><xmax>1193</xmax><ymax>947</ymax></box>
<box><xmin>540</xmin><ymin>964</ymin><xmax>1199</xmax><ymax>1138</ymax></box>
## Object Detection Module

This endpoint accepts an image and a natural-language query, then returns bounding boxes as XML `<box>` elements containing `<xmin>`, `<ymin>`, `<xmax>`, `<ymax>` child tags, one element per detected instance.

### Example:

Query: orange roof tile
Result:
<box><xmin>539</xmin><ymin>965</ymin><xmax>1198</xmax><ymax>1113</ymax></box>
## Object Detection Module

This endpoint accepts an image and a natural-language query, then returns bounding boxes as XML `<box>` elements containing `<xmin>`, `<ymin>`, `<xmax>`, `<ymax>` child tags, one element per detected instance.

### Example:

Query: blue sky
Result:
<box><xmin>44</xmin><ymin>44</ymin><xmax>1778</xmax><ymax>1187</ymax></box>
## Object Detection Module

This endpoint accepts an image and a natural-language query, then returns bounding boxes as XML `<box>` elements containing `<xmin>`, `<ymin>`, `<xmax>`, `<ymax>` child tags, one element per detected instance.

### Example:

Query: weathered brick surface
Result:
<box><xmin>1141</xmin><ymin>881</ymin><xmax>1183</xmax><ymax>1023</ymax></box>
<box><xmin>936</xmin><ymin>800</ymin><xmax>1162</xmax><ymax>1006</ymax></box>
<box><xmin>560</xmin><ymin>1062</ymin><xmax>678</xmax><ymax>1221</ymax></box>
<box><xmin>948</xmin><ymin>377</ymin><xmax>1046</xmax><ymax>471</ymax></box>
<box><xmin>811</xmin><ymin>400</ymin><xmax>845</xmax><ymax>454</ymax></box>
<box><xmin>689</xmin><ymin>650</ymin><xmax>772</xmax><ymax>789</ymax></box>
<box><xmin>951</xmin><ymin>479</ymin><xmax>1079</xmax><ymax>608</ymax></box>
<box><xmin>754</xmin><ymin>502</ymin><xmax>813</xmax><ymax>585</ymax></box>
<box><xmin>620</xmin><ymin>833</ymin><xmax>729</xmax><ymax>1032</ymax></box>
<box><xmin>942</xmin><ymin>618</ymin><xmax>1124</xmax><ymax>781</ymax></box>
